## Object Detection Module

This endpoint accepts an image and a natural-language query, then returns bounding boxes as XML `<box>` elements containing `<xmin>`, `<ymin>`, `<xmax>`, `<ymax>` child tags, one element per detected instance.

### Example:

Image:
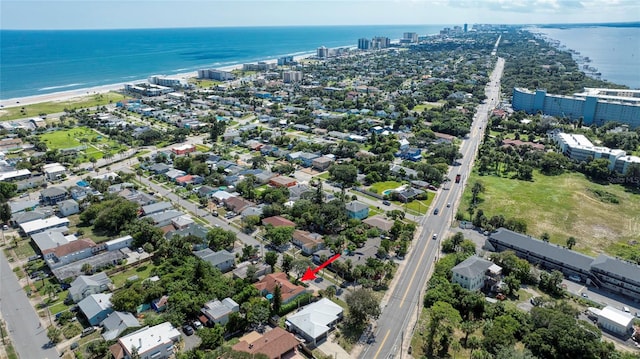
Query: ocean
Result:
<box><xmin>0</xmin><ymin>25</ymin><xmax>447</xmax><ymax>100</ymax></box>
<box><xmin>528</xmin><ymin>25</ymin><xmax>640</xmax><ymax>89</ymax></box>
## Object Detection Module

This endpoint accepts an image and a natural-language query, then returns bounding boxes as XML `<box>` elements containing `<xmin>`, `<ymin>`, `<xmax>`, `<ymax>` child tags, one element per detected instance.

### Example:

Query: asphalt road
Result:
<box><xmin>359</xmin><ymin>57</ymin><xmax>505</xmax><ymax>359</ymax></box>
<box><xmin>0</xmin><ymin>251</ymin><xmax>59</xmax><ymax>359</ymax></box>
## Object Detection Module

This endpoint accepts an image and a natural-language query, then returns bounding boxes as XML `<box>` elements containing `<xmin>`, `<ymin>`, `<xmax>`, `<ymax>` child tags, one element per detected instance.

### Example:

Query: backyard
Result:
<box><xmin>462</xmin><ymin>169</ymin><xmax>640</xmax><ymax>259</ymax></box>
<box><xmin>369</xmin><ymin>181</ymin><xmax>403</xmax><ymax>195</ymax></box>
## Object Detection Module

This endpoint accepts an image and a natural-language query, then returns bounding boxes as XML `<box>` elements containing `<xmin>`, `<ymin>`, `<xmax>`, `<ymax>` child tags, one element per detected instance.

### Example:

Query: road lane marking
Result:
<box><xmin>373</xmin><ymin>329</ymin><xmax>391</xmax><ymax>359</ymax></box>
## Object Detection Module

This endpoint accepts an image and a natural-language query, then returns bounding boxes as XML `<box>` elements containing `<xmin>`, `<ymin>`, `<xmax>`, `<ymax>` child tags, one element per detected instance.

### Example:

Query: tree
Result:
<box><xmin>0</xmin><ymin>182</ymin><xmax>17</xmax><ymax>202</ymax></box>
<box><xmin>111</xmin><ymin>286</ymin><xmax>144</xmax><ymax>313</ymax></box>
<box><xmin>264</xmin><ymin>226</ymin><xmax>294</xmax><ymax>248</ymax></box>
<box><xmin>199</xmin><ymin>325</ymin><xmax>225</xmax><ymax>350</ymax></box>
<box><xmin>46</xmin><ymin>325</ymin><xmax>61</xmax><ymax>344</ymax></box>
<box><xmin>207</xmin><ymin>227</ymin><xmax>236</xmax><ymax>251</ymax></box>
<box><xmin>242</xmin><ymin>297</ymin><xmax>270</xmax><ymax>328</ymax></box>
<box><xmin>566</xmin><ymin>236</ymin><xmax>577</xmax><ymax>250</ymax></box>
<box><xmin>424</xmin><ymin>301</ymin><xmax>462</xmax><ymax>358</ymax></box>
<box><xmin>0</xmin><ymin>202</ymin><xmax>11</xmax><ymax>224</ymax></box>
<box><xmin>281</xmin><ymin>254</ymin><xmax>293</xmax><ymax>275</ymax></box>
<box><xmin>41</xmin><ymin>282</ymin><xmax>60</xmax><ymax>302</ymax></box>
<box><xmin>272</xmin><ymin>283</ymin><xmax>282</xmax><ymax>314</ymax></box>
<box><xmin>503</xmin><ymin>273</ymin><xmax>521</xmax><ymax>296</ymax></box>
<box><xmin>250</xmin><ymin>154</ymin><xmax>268</xmax><ymax>169</ymax></box>
<box><xmin>482</xmin><ymin>314</ymin><xmax>520</xmax><ymax>353</ymax></box>
<box><xmin>265</xmin><ymin>251</ymin><xmax>278</xmax><ymax>272</ymax></box>
<box><xmin>328</xmin><ymin>164</ymin><xmax>358</xmax><ymax>196</ymax></box>
<box><xmin>541</xmin><ymin>232</ymin><xmax>550</xmax><ymax>242</ymax></box>
<box><xmin>81</xmin><ymin>263</ymin><xmax>93</xmax><ymax>275</ymax></box>
<box><xmin>291</xmin><ymin>257</ymin><xmax>313</xmax><ymax>278</ymax></box>
<box><xmin>345</xmin><ymin>288</ymin><xmax>380</xmax><ymax>327</ymax></box>
<box><xmin>242</xmin><ymin>215</ymin><xmax>261</xmax><ymax>233</ymax></box>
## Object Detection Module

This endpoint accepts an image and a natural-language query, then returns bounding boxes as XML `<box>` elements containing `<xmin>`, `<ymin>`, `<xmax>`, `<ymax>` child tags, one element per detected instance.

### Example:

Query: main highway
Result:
<box><xmin>359</xmin><ymin>56</ymin><xmax>505</xmax><ymax>359</ymax></box>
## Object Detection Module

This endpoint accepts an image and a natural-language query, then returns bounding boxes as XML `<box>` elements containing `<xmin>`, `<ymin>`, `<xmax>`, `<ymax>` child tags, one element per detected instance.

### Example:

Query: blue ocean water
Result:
<box><xmin>528</xmin><ymin>26</ymin><xmax>640</xmax><ymax>89</ymax></box>
<box><xmin>0</xmin><ymin>25</ymin><xmax>447</xmax><ymax>99</ymax></box>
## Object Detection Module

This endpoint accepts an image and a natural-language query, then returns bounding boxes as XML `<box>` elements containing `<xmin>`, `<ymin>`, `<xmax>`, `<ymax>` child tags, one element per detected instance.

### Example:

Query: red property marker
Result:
<box><xmin>300</xmin><ymin>253</ymin><xmax>341</xmax><ymax>281</ymax></box>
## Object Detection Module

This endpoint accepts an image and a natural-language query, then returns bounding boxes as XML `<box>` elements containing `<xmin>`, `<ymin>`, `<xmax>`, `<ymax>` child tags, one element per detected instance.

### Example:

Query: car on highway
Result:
<box><xmin>382</xmin><ymin>200</ymin><xmax>391</xmax><ymax>206</ymax></box>
<box><xmin>432</xmin><ymin>234</ymin><xmax>438</xmax><ymax>240</ymax></box>
<box><xmin>581</xmin><ymin>293</ymin><xmax>588</xmax><ymax>298</ymax></box>
<box><xmin>446</xmin><ymin>202</ymin><xmax>451</xmax><ymax>207</ymax></box>
<box><xmin>433</xmin><ymin>208</ymin><xmax>439</xmax><ymax>215</ymax></box>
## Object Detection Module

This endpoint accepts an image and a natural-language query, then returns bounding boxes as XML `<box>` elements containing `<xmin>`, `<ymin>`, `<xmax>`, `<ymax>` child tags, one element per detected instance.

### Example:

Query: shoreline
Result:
<box><xmin>0</xmin><ymin>51</ymin><xmax>316</xmax><ymax>109</ymax></box>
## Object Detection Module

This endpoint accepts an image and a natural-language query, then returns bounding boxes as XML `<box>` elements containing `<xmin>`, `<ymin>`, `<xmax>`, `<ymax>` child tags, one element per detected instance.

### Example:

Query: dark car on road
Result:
<box><xmin>382</xmin><ymin>200</ymin><xmax>391</xmax><ymax>206</ymax></box>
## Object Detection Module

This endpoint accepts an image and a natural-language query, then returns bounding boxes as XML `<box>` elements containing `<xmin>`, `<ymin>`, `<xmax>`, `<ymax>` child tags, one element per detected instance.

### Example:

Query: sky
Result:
<box><xmin>1</xmin><ymin>0</ymin><xmax>639</xmax><ymax>30</ymax></box>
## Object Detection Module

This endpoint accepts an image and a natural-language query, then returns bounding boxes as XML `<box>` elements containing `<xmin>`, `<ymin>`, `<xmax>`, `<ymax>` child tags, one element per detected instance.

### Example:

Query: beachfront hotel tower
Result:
<box><xmin>512</xmin><ymin>87</ymin><xmax>640</xmax><ymax>128</ymax></box>
<box><xmin>358</xmin><ymin>38</ymin><xmax>371</xmax><ymax>50</ymax></box>
<box><xmin>317</xmin><ymin>46</ymin><xmax>329</xmax><ymax>58</ymax></box>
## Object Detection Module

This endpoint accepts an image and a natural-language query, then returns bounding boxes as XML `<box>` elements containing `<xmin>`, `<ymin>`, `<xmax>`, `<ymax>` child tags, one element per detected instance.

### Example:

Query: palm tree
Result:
<box><xmin>566</xmin><ymin>236</ymin><xmax>577</xmax><ymax>249</ymax></box>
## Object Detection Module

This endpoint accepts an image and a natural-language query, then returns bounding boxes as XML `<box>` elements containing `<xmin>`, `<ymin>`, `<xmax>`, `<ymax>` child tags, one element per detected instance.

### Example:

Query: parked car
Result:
<box><xmin>569</xmin><ymin>275</ymin><xmax>581</xmax><ymax>282</ymax></box>
<box><xmin>192</xmin><ymin>320</ymin><xmax>203</xmax><ymax>330</ymax></box>
<box><xmin>183</xmin><ymin>325</ymin><xmax>194</xmax><ymax>336</ymax></box>
<box><xmin>382</xmin><ymin>200</ymin><xmax>391</xmax><ymax>206</ymax></box>
<box><xmin>581</xmin><ymin>293</ymin><xmax>589</xmax><ymax>298</ymax></box>
<box><xmin>81</xmin><ymin>327</ymin><xmax>96</xmax><ymax>337</ymax></box>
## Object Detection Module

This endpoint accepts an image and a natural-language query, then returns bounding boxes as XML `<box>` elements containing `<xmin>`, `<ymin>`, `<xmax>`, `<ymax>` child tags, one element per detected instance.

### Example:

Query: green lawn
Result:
<box><xmin>0</xmin><ymin>92</ymin><xmax>128</xmax><ymax>121</ymax></box>
<box><xmin>462</xmin><ymin>170</ymin><xmax>640</xmax><ymax>258</ymax></box>
<box><xmin>402</xmin><ymin>197</ymin><xmax>434</xmax><ymax>215</ymax></box>
<box><xmin>195</xmin><ymin>144</ymin><xmax>210</xmax><ymax>152</ymax></box>
<box><xmin>315</xmin><ymin>172</ymin><xmax>330</xmax><ymax>180</ymax></box>
<box><xmin>412</xmin><ymin>101</ymin><xmax>445</xmax><ymax>112</ymax></box>
<box><xmin>13</xmin><ymin>240</ymin><xmax>37</xmax><ymax>259</ymax></box>
<box><xmin>38</xmin><ymin>126</ymin><xmax>125</xmax><ymax>163</ymax></box>
<box><xmin>369</xmin><ymin>181</ymin><xmax>403</xmax><ymax>194</ymax></box>
<box><xmin>188</xmin><ymin>78</ymin><xmax>220</xmax><ymax>89</ymax></box>
<box><xmin>111</xmin><ymin>263</ymin><xmax>157</xmax><ymax>289</ymax></box>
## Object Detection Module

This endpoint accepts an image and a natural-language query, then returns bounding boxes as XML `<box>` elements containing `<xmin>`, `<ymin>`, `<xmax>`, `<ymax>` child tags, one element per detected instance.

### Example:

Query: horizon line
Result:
<box><xmin>2</xmin><ymin>20</ymin><xmax>639</xmax><ymax>31</ymax></box>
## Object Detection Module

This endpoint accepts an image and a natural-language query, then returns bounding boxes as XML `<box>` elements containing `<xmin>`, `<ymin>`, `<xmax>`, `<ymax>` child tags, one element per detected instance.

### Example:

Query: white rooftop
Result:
<box><xmin>599</xmin><ymin>306</ymin><xmax>634</xmax><ymax>327</ymax></box>
<box><xmin>286</xmin><ymin>298</ymin><xmax>342</xmax><ymax>339</ymax></box>
<box><xmin>20</xmin><ymin>216</ymin><xmax>70</xmax><ymax>235</ymax></box>
<box><xmin>119</xmin><ymin>322</ymin><xmax>181</xmax><ymax>356</ymax></box>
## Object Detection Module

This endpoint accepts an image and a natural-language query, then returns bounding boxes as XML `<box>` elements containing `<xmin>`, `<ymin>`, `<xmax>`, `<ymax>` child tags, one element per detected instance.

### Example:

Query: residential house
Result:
<box><xmin>288</xmin><ymin>184</ymin><xmax>312</xmax><ymax>201</ymax></box>
<box><xmin>255</xmin><ymin>171</ymin><xmax>276</xmax><ymax>185</ymax></box>
<box><xmin>112</xmin><ymin>322</ymin><xmax>181</xmax><ymax>359</ymax></box>
<box><xmin>362</xmin><ymin>216</ymin><xmax>394</xmax><ymax>232</ymax></box>
<box><xmin>292</xmin><ymin>230</ymin><xmax>324</xmax><ymax>255</ymax></box>
<box><xmin>20</xmin><ymin>216</ymin><xmax>70</xmax><ymax>236</ymax></box>
<box><xmin>285</xmin><ymin>298</ymin><xmax>343</xmax><ymax>345</ymax></box>
<box><xmin>389</xmin><ymin>164</ymin><xmax>418</xmax><ymax>179</ymax></box>
<box><xmin>68</xmin><ymin>272</ymin><xmax>113</xmax><ymax>303</ymax></box>
<box><xmin>42</xmin><ymin>163</ymin><xmax>66</xmax><ymax>181</ymax></box>
<box><xmin>141</xmin><ymin>202</ymin><xmax>173</xmax><ymax>216</ymax></box>
<box><xmin>175</xmin><ymin>174</ymin><xmax>203</xmax><ymax>186</ymax></box>
<box><xmin>262</xmin><ymin>216</ymin><xmax>296</xmax><ymax>228</ymax></box>
<box><xmin>254</xmin><ymin>272</ymin><xmax>307</xmax><ymax>304</ymax></box>
<box><xmin>148</xmin><ymin>163</ymin><xmax>172</xmax><ymax>175</ymax></box>
<box><xmin>345</xmin><ymin>201</ymin><xmax>369</xmax><ymax>220</ymax></box>
<box><xmin>451</xmin><ymin>256</ymin><xmax>502</xmax><ymax>291</ymax></box>
<box><xmin>298</xmin><ymin>152</ymin><xmax>319</xmax><ymax>167</ymax></box>
<box><xmin>194</xmin><ymin>248</ymin><xmax>235</xmax><ymax>272</ymax></box>
<box><xmin>101</xmin><ymin>311</ymin><xmax>141</xmax><ymax>341</ymax></box>
<box><xmin>233</xmin><ymin>261</ymin><xmax>271</xmax><ymax>280</ymax></box>
<box><xmin>8</xmin><ymin>200</ymin><xmax>39</xmax><ymax>214</ymax></box>
<box><xmin>269</xmin><ymin>176</ymin><xmax>298</xmax><ymax>188</ymax></box>
<box><xmin>165</xmin><ymin>169</ymin><xmax>187</xmax><ymax>182</ymax></box>
<box><xmin>196</xmin><ymin>185</ymin><xmax>217</xmax><ymax>198</ymax></box>
<box><xmin>31</xmin><ymin>230</ymin><xmax>76</xmax><ymax>252</ymax></box>
<box><xmin>241</xmin><ymin>206</ymin><xmax>263</xmax><ymax>219</ymax></box>
<box><xmin>200</xmin><ymin>298</ymin><xmax>240</xmax><ymax>326</ymax></box>
<box><xmin>105</xmin><ymin>236</ymin><xmax>133</xmax><ymax>252</ymax></box>
<box><xmin>40</xmin><ymin>187</ymin><xmax>68</xmax><ymax>205</ymax></box>
<box><xmin>212</xmin><ymin>190</ymin><xmax>236</xmax><ymax>204</ymax></box>
<box><xmin>143</xmin><ymin>210</ymin><xmax>184</xmax><ymax>227</ymax></box>
<box><xmin>396</xmin><ymin>147</ymin><xmax>422</xmax><ymax>161</ymax></box>
<box><xmin>58</xmin><ymin>199</ymin><xmax>79</xmax><ymax>217</ymax></box>
<box><xmin>43</xmin><ymin>238</ymin><xmax>98</xmax><ymax>269</ymax></box>
<box><xmin>171</xmin><ymin>144</ymin><xmax>196</xmax><ymax>155</ymax></box>
<box><xmin>78</xmin><ymin>293</ymin><xmax>114</xmax><ymax>326</ymax></box>
<box><xmin>396</xmin><ymin>187</ymin><xmax>424</xmax><ymax>202</ymax></box>
<box><xmin>312</xmin><ymin>156</ymin><xmax>334</xmax><ymax>171</ymax></box>
<box><xmin>232</xmin><ymin>327</ymin><xmax>299</xmax><ymax>359</ymax></box>
<box><xmin>171</xmin><ymin>215</ymin><xmax>194</xmax><ymax>230</ymax></box>
<box><xmin>224</xmin><ymin>196</ymin><xmax>255</xmax><ymax>213</ymax></box>
<box><xmin>11</xmin><ymin>210</ymin><xmax>48</xmax><ymax>226</ymax></box>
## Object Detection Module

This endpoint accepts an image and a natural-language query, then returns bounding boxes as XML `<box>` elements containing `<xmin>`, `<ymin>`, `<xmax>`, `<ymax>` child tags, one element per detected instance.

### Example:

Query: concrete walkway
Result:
<box><xmin>318</xmin><ymin>334</ymin><xmax>352</xmax><ymax>359</ymax></box>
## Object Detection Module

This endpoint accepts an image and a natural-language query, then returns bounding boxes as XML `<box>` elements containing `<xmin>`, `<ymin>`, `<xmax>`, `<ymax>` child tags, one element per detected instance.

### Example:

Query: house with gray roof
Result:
<box><xmin>58</xmin><ymin>199</ymin><xmax>79</xmax><ymax>217</ymax></box>
<box><xmin>143</xmin><ymin>210</ymin><xmax>184</xmax><ymax>227</ymax></box>
<box><xmin>31</xmin><ymin>230</ymin><xmax>76</xmax><ymax>251</ymax></box>
<box><xmin>451</xmin><ymin>256</ymin><xmax>502</xmax><ymax>291</ymax></box>
<box><xmin>8</xmin><ymin>200</ymin><xmax>39</xmax><ymax>214</ymax></box>
<box><xmin>69</xmin><ymin>272</ymin><xmax>113</xmax><ymax>303</ymax></box>
<box><xmin>285</xmin><ymin>298</ymin><xmax>343</xmax><ymax>345</ymax></box>
<box><xmin>12</xmin><ymin>210</ymin><xmax>48</xmax><ymax>225</ymax></box>
<box><xmin>101</xmin><ymin>311</ymin><xmax>141</xmax><ymax>341</ymax></box>
<box><xmin>194</xmin><ymin>248</ymin><xmax>235</xmax><ymax>273</ymax></box>
<box><xmin>345</xmin><ymin>201</ymin><xmax>369</xmax><ymax>220</ymax></box>
<box><xmin>141</xmin><ymin>201</ymin><xmax>173</xmax><ymax>216</ymax></box>
<box><xmin>389</xmin><ymin>164</ymin><xmax>418</xmax><ymax>179</ymax></box>
<box><xmin>78</xmin><ymin>293</ymin><xmax>114</xmax><ymax>326</ymax></box>
<box><xmin>40</xmin><ymin>186</ymin><xmax>68</xmax><ymax>205</ymax></box>
<box><xmin>200</xmin><ymin>298</ymin><xmax>240</xmax><ymax>326</ymax></box>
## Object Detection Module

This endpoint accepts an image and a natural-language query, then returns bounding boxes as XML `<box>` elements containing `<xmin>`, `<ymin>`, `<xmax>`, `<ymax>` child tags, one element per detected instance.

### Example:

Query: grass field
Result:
<box><xmin>188</xmin><ymin>77</ymin><xmax>220</xmax><ymax>89</ymax></box>
<box><xmin>39</xmin><ymin>127</ymin><xmax>125</xmax><ymax>162</ymax></box>
<box><xmin>462</xmin><ymin>170</ymin><xmax>640</xmax><ymax>258</ymax></box>
<box><xmin>413</xmin><ymin>101</ymin><xmax>445</xmax><ymax>113</ymax></box>
<box><xmin>400</xmin><ymin>197</ymin><xmax>434</xmax><ymax>215</ymax></box>
<box><xmin>111</xmin><ymin>263</ymin><xmax>157</xmax><ymax>289</ymax></box>
<box><xmin>370</xmin><ymin>181</ymin><xmax>403</xmax><ymax>194</ymax></box>
<box><xmin>0</xmin><ymin>92</ymin><xmax>128</xmax><ymax>121</ymax></box>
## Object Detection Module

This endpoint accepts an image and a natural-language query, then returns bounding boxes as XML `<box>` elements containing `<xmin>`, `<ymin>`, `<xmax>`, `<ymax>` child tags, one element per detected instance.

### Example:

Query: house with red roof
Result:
<box><xmin>262</xmin><ymin>216</ymin><xmax>296</xmax><ymax>228</ymax></box>
<box><xmin>43</xmin><ymin>238</ymin><xmax>98</xmax><ymax>269</ymax></box>
<box><xmin>254</xmin><ymin>272</ymin><xmax>307</xmax><ymax>304</ymax></box>
<box><xmin>232</xmin><ymin>327</ymin><xmax>299</xmax><ymax>359</ymax></box>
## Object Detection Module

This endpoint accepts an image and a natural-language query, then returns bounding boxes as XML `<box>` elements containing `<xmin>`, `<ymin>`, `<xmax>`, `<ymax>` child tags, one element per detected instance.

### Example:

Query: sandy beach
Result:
<box><xmin>0</xmin><ymin>53</ymin><xmax>315</xmax><ymax>110</ymax></box>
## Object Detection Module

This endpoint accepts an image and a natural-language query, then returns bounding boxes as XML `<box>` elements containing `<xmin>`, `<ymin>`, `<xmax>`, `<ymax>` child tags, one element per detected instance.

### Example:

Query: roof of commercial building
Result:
<box><xmin>591</xmin><ymin>254</ymin><xmax>640</xmax><ymax>286</ymax></box>
<box><xmin>489</xmin><ymin>228</ymin><xmax>594</xmax><ymax>272</ymax></box>
<box><xmin>599</xmin><ymin>306</ymin><xmax>634</xmax><ymax>327</ymax></box>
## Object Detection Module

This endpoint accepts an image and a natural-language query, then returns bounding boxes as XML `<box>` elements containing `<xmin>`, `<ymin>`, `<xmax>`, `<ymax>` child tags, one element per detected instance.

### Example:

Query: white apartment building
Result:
<box><xmin>550</xmin><ymin>131</ymin><xmax>640</xmax><ymax>174</ymax></box>
<box><xmin>283</xmin><ymin>71</ymin><xmax>303</xmax><ymax>83</ymax></box>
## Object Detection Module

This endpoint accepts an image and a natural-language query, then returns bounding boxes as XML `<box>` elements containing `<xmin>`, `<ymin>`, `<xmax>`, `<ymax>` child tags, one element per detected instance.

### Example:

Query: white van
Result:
<box><xmin>623</xmin><ymin>306</ymin><xmax>630</xmax><ymax>313</ymax></box>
